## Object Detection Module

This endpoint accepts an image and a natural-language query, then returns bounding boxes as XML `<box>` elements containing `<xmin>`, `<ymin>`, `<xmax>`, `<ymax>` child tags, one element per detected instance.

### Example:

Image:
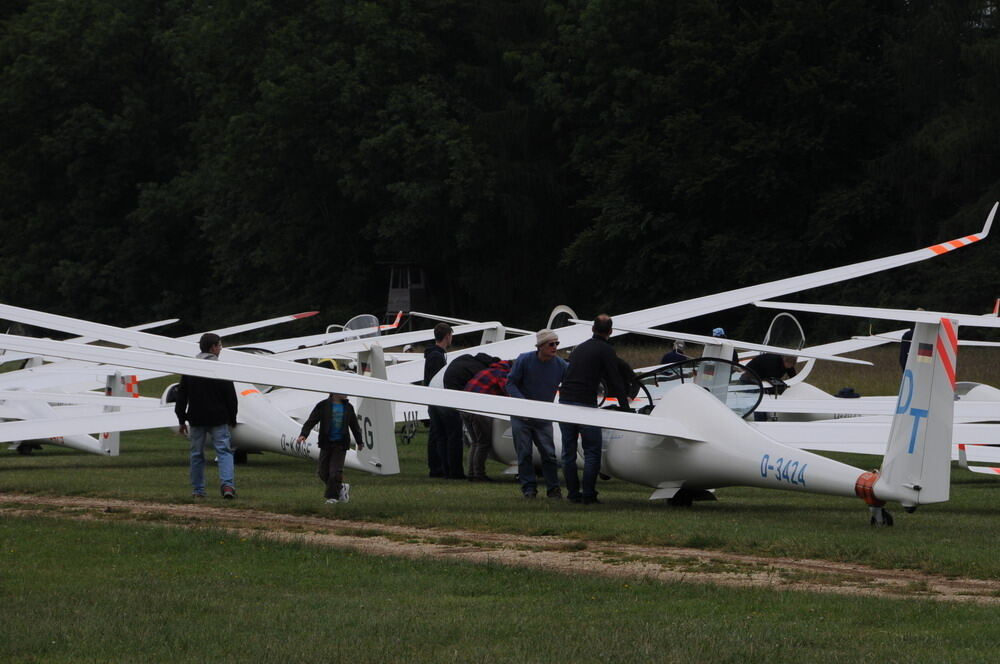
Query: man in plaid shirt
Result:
<box><xmin>462</xmin><ymin>360</ymin><xmax>512</xmax><ymax>481</ymax></box>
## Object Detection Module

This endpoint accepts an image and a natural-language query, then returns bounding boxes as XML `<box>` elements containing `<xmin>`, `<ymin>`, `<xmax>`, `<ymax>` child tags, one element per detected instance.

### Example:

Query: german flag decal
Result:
<box><xmin>917</xmin><ymin>343</ymin><xmax>934</xmax><ymax>363</ymax></box>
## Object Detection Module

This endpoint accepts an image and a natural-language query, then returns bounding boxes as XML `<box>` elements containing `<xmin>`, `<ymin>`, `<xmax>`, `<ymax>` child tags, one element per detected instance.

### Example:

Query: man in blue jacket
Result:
<box><xmin>507</xmin><ymin>328</ymin><xmax>567</xmax><ymax>499</ymax></box>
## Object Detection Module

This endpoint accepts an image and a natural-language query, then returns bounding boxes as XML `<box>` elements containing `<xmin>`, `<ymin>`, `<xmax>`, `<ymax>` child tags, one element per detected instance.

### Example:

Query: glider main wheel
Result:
<box><xmin>16</xmin><ymin>443</ymin><xmax>34</xmax><ymax>455</ymax></box>
<box><xmin>667</xmin><ymin>491</ymin><xmax>694</xmax><ymax>508</ymax></box>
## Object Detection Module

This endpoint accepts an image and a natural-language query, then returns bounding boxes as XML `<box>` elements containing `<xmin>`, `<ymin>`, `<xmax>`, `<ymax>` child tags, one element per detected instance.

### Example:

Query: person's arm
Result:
<box><xmin>506</xmin><ymin>356</ymin><xmax>526</xmax><ymax>399</ymax></box>
<box><xmin>225</xmin><ymin>381</ymin><xmax>238</xmax><ymax>426</ymax></box>
<box><xmin>603</xmin><ymin>349</ymin><xmax>630</xmax><ymax>409</ymax></box>
<box><xmin>174</xmin><ymin>377</ymin><xmax>189</xmax><ymax>435</ymax></box>
<box><xmin>296</xmin><ymin>402</ymin><xmax>322</xmax><ymax>442</ymax></box>
<box><xmin>348</xmin><ymin>406</ymin><xmax>364</xmax><ymax>451</ymax></box>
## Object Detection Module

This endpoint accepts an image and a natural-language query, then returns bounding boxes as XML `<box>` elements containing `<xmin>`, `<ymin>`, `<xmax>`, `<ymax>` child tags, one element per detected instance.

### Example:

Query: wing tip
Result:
<box><xmin>981</xmin><ymin>201</ymin><xmax>998</xmax><ymax>238</ymax></box>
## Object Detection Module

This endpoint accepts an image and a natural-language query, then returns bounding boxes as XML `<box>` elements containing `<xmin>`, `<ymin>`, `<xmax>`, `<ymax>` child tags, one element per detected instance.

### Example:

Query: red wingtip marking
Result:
<box><xmin>991</xmin><ymin>468</ymin><xmax>1000</xmax><ymax>474</ymax></box>
<box><xmin>293</xmin><ymin>311</ymin><xmax>319</xmax><ymax>319</ymax></box>
<box><xmin>936</xmin><ymin>337</ymin><xmax>957</xmax><ymax>390</ymax></box>
<box><xmin>945</xmin><ymin>320</ymin><xmax>958</xmax><ymax>350</ymax></box>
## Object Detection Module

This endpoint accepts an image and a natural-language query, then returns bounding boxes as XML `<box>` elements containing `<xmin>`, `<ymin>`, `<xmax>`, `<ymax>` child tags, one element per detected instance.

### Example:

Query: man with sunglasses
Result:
<box><xmin>506</xmin><ymin>329</ymin><xmax>568</xmax><ymax>499</ymax></box>
<box><xmin>559</xmin><ymin>314</ymin><xmax>631</xmax><ymax>504</ymax></box>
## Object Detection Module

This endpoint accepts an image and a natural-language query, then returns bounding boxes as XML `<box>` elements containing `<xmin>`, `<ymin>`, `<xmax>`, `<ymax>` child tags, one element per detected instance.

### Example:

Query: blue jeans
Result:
<box><xmin>189</xmin><ymin>424</ymin><xmax>235</xmax><ymax>494</ymax></box>
<box><xmin>511</xmin><ymin>416</ymin><xmax>559</xmax><ymax>495</ymax></box>
<box><xmin>559</xmin><ymin>401</ymin><xmax>602</xmax><ymax>501</ymax></box>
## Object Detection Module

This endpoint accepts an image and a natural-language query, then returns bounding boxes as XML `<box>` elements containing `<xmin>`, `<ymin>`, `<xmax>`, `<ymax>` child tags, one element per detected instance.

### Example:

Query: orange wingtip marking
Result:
<box><xmin>929</xmin><ymin>244</ymin><xmax>949</xmax><ymax>255</ymax></box>
<box><xmin>936</xmin><ymin>337</ymin><xmax>957</xmax><ymax>390</ymax></box>
<box><xmin>965</xmin><ymin>235</ymin><xmax>980</xmax><ymax>243</ymax></box>
<box><xmin>293</xmin><ymin>311</ymin><xmax>319</xmax><ymax>319</ymax></box>
<box><xmin>240</xmin><ymin>389</ymin><xmax>260</xmax><ymax>396</ymax></box>
<box><xmin>991</xmin><ymin>468</ymin><xmax>1000</xmax><ymax>474</ymax></box>
<box><xmin>948</xmin><ymin>239</ymin><xmax>966</xmax><ymax>249</ymax></box>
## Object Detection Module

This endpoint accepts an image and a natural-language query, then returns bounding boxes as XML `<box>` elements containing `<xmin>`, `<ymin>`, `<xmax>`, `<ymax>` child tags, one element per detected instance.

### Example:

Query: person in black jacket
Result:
<box><xmin>425</xmin><ymin>323</ymin><xmax>464</xmax><ymax>478</ymax></box>
<box><xmin>174</xmin><ymin>333</ymin><xmax>239</xmax><ymax>499</ymax></box>
<box><xmin>559</xmin><ymin>315</ymin><xmax>631</xmax><ymax>504</ymax></box>
<box><xmin>296</xmin><ymin>394</ymin><xmax>364</xmax><ymax>503</ymax></box>
<box><xmin>443</xmin><ymin>352</ymin><xmax>498</xmax><ymax>480</ymax></box>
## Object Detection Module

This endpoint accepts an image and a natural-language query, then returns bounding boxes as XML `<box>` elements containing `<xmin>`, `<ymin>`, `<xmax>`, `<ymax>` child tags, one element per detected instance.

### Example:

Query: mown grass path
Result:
<box><xmin>5</xmin><ymin>492</ymin><xmax>998</xmax><ymax>604</ymax></box>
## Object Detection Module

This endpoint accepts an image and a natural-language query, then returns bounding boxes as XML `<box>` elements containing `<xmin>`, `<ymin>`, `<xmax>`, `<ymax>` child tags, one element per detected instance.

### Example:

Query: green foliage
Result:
<box><xmin>0</xmin><ymin>0</ymin><xmax>998</xmax><ymax>329</ymax></box>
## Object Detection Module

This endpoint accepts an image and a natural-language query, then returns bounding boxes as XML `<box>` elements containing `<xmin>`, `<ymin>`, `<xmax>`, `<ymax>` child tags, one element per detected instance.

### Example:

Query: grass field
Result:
<box><xmin>5</xmin><ymin>516</ymin><xmax>1000</xmax><ymax>664</ymax></box>
<box><xmin>4</xmin><ymin>419</ymin><xmax>1000</xmax><ymax>580</ymax></box>
<box><xmin>3</xmin><ymin>348</ymin><xmax>1000</xmax><ymax>662</ymax></box>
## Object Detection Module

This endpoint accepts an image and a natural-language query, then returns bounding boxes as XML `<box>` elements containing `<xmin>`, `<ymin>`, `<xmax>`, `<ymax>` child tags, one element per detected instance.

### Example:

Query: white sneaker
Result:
<box><xmin>325</xmin><ymin>498</ymin><xmax>339</xmax><ymax>504</ymax></box>
<box><xmin>338</xmin><ymin>483</ymin><xmax>351</xmax><ymax>503</ymax></box>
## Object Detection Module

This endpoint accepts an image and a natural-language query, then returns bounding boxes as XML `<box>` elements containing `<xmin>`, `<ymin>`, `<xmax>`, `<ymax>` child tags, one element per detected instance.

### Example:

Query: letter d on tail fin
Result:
<box><xmin>354</xmin><ymin>344</ymin><xmax>400</xmax><ymax>475</ymax></box>
<box><xmin>876</xmin><ymin>319</ymin><xmax>957</xmax><ymax>507</ymax></box>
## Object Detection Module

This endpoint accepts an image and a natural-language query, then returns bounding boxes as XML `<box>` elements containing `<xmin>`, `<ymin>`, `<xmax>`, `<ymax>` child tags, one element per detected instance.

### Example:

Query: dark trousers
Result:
<box><xmin>427</xmin><ymin>406</ymin><xmax>446</xmax><ymax>476</ymax></box>
<box><xmin>318</xmin><ymin>444</ymin><xmax>348</xmax><ymax>499</ymax></box>
<box><xmin>462</xmin><ymin>412</ymin><xmax>493</xmax><ymax>478</ymax></box>
<box><xmin>428</xmin><ymin>406</ymin><xmax>465</xmax><ymax>478</ymax></box>
<box><xmin>559</xmin><ymin>401</ymin><xmax>602</xmax><ymax>501</ymax></box>
<box><xmin>441</xmin><ymin>407</ymin><xmax>465</xmax><ymax>478</ymax></box>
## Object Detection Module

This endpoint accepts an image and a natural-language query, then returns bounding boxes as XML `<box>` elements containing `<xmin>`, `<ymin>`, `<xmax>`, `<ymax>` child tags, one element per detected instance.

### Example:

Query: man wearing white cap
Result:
<box><xmin>506</xmin><ymin>328</ymin><xmax>568</xmax><ymax>499</ymax></box>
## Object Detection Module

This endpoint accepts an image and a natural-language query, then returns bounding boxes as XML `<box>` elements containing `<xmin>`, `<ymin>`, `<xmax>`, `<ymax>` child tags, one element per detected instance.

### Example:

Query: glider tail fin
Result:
<box><xmin>354</xmin><ymin>344</ymin><xmax>400</xmax><ymax>475</ymax></box>
<box><xmin>100</xmin><ymin>372</ymin><xmax>137</xmax><ymax>456</ymax></box>
<box><xmin>875</xmin><ymin>318</ymin><xmax>957</xmax><ymax>508</ymax></box>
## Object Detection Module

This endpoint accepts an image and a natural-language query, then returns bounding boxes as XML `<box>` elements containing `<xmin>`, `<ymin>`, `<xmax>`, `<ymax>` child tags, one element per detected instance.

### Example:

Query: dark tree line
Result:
<box><xmin>1</xmin><ymin>0</ymin><xmax>997</xmax><ymax>340</ymax></box>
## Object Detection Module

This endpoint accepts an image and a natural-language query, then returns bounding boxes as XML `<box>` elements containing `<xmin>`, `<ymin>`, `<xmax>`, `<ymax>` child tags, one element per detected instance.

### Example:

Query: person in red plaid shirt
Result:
<box><xmin>462</xmin><ymin>359</ymin><xmax>512</xmax><ymax>481</ymax></box>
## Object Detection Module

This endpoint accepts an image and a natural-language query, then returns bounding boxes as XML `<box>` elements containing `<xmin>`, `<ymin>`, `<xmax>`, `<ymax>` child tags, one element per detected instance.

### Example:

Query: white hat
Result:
<box><xmin>536</xmin><ymin>328</ymin><xmax>558</xmax><ymax>347</ymax></box>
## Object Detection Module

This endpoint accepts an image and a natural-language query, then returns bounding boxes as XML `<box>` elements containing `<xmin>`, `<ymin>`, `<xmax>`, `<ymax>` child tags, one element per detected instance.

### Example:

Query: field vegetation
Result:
<box><xmin>6</xmin><ymin>516</ymin><xmax>1000</xmax><ymax>663</ymax></box>
<box><xmin>4</xmin><ymin>352</ymin><xmax>1000</xmax><ymax>660</ymax></box>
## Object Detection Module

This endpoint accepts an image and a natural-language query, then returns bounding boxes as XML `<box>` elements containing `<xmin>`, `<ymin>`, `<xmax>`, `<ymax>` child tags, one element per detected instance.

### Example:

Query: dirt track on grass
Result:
<box><xmin>4</xmin><ymin>492</ymin><xmax>999</xmax><ymax>604</ymax></box>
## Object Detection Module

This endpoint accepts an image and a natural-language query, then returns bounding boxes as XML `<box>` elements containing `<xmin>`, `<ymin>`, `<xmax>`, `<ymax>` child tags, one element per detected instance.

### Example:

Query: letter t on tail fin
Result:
<box><xmin>876</xmin><ymin>319</ymin><xmax>958</xmax><ymax>507</ymax></box>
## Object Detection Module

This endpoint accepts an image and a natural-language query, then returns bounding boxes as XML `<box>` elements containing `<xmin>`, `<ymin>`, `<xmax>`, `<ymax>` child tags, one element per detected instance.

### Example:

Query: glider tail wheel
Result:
<box><xmin>869</xmin><ymin>506</ymin><xmax>894</xmax><ymax>527</ymax></box>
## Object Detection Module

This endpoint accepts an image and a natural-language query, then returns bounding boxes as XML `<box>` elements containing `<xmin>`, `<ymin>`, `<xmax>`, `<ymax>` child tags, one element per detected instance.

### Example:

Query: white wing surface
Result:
<box><xmin>384</xmin><ymin>204</ymin><xmax>996</xmax><ymax>384</ymax></box>
<box><xmin>0</xmin><ymin>335</ymin><xmax>699</xmax><ymax>440</ymax></box>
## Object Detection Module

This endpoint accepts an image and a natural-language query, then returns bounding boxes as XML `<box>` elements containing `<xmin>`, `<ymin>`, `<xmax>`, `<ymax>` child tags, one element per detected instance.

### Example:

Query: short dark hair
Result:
<box><xmin>433</xmin><ymin>322</ymin><xmax>453</xmax><ymax>342</ymax></box>
<box><xmin>199</xmin><ymin>333</ymin><xmax>221</xmax><ymax>353</ymax></box>
<box><xmin>593</xmin><ymin>314</ymin><xmax>612</xmax><ymax>336</ymax></box>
